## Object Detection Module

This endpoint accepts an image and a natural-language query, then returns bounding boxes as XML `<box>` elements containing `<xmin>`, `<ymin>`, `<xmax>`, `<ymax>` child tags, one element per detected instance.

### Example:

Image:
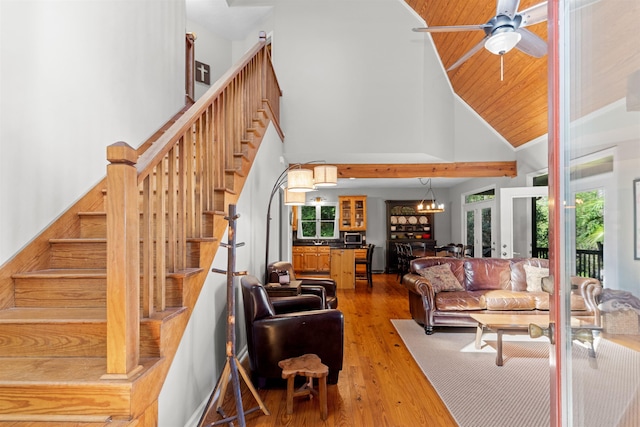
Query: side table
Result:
<box><xmin>278</xmin><ymin>353</ymin><xmax>329</xmax><ymax>420</ymax></box>
<box><xmin>265</xmin><ymin>280</ymin><xmax>302</xmax><ymax>297</ymax></box>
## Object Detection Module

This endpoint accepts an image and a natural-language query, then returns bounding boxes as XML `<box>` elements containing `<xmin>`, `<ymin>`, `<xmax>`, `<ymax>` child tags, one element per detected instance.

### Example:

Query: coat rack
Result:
<box><xmin>199</xmin><ymin>204</ymin><xmax>269</xmax><ymax>427</ymax></box>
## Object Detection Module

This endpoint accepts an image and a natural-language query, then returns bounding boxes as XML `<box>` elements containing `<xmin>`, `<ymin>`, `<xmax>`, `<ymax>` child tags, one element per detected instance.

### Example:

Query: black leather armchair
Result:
<box><xmin>268</xmin><ymin>261</ymin><xmax>338</xmax><ymax>309</ymax></box>
<box><xmin>240</xmin><ymin>275</ymin><xmax>344</xmax><ymax>388</ymax></box>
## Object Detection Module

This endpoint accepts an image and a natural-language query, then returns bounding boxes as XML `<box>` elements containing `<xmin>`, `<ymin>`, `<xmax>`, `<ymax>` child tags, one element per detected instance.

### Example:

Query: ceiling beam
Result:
<box><xmin>329</xmin><ymin>161</ymin><xmax>517</xmax><ymax>179</ymax></box>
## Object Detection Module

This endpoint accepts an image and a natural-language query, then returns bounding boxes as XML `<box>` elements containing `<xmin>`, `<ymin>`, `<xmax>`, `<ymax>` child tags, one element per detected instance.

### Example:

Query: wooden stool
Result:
<box><xmin>278</xmin><ymin>353</ymin><xmax>329</xmax><ymax>420</ymax></box>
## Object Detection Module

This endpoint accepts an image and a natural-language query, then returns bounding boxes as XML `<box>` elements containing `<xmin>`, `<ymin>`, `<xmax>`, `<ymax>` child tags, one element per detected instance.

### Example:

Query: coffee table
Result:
<box><xmin>470</xmin><ymin>313</ymin><xmax>601</xmax><ymax>366</ymax></box>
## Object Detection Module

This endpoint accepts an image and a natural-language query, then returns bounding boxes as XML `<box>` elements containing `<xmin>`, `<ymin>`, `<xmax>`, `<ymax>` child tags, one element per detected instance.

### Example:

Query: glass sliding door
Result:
<box><xmin>549</xmin><ymin>0</ymin><xmax>640</xmax><ymax>425</ymax></box>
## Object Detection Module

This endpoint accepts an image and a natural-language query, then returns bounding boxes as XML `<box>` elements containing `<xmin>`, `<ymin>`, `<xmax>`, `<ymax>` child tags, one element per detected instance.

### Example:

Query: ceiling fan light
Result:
<box><xmin>484</xmin><ymin>31</ymin><xmax>522</xmax><ymax>55</ymax></box>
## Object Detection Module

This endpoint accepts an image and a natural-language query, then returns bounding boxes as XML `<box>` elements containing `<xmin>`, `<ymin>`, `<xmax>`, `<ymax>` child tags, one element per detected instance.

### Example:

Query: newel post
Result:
<box><xmin>103</xmin><ymin>142</ymin><xmax>143</xmax><ymax>379</ymax></box>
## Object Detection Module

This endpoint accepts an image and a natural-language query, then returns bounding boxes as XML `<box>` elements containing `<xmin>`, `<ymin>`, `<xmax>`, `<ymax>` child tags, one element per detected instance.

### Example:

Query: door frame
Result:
<box><xmin>499</xmin><ymin>186</ymin><xmax>549</xmax><ymax>259</ymax></box>
<box><xmin>463</xmin><ymin>199</ymin><xmax>497</xmax><ymax>258</ymax></box>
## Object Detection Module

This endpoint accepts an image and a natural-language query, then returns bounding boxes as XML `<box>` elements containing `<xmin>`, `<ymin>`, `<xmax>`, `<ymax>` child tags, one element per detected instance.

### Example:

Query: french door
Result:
<box><xmin>499</xmin><ymin>187</ymin><xmax>548</xmax><ymax>259</ymax></box>
<box><xmin>463</xmin><ymin>200</ymin><xmax>495</xmax><ymax>258</ymax></box>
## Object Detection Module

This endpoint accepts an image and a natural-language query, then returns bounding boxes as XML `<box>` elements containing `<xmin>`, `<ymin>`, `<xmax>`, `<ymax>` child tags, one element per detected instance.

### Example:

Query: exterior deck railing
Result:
<box><xmin>534</xmin><ymin>248</ymin><xmax>604</xmax><ymax>282</ymax></box>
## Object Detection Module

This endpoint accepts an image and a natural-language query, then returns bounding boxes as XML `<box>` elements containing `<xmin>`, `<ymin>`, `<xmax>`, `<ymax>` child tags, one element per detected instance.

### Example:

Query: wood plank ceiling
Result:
<box><xmin>406</xmin><ymin>0</ymin><xmax>549</xmax><ymax>148</ymax></box>
<box><xmin>404</xmin><ymin>0</ymin><xmax>640</xmax><ymax>148</ymax></box>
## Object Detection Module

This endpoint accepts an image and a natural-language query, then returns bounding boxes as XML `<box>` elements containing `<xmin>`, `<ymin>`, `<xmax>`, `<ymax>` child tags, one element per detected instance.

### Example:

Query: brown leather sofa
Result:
<box><xmin>268</xmin><ymin>261</ymin><xmax>338</xmax><ymax>309</ymax></box>
<box><xmin>240</xmin><ymin>275</ymin><xmax>344</xmax><ymax>387</ymax></box>
<box><xmin>402</xmin><ymin>257</ymin><xmax>603</xmax><ymax>334</ymax></box>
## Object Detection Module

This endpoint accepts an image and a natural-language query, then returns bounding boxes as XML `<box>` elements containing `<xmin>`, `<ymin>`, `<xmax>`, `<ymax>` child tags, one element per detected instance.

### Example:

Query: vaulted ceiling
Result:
<box><xmin>405</xmin><ymin>0</ymin><xmax>549</xmax><ymax>148</ymax></box>
<box><xmin>404</xmin><ymin>0</ymin><xmax>640</xmax><ymax>149</ymax></box>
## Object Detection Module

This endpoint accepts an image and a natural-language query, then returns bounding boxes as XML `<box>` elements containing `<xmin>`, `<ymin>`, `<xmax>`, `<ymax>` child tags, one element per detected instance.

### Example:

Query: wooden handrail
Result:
<box><xmin>105</xmin><ymin>34</ymin><xmax>281</xmax><ymax>376</ymax></box>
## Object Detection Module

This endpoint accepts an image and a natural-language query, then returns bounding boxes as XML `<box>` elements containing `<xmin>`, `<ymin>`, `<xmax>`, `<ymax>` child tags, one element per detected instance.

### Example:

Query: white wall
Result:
<box><xmin>187</xmin><ymin>20</ymin><xmax>234</xmax><ymax>100</ymax></box>
<box><xmin>0</xmin><ymin>0</ymin><xmax>186</xmax><ymax>264</ymax></box>
<box><xmin>566</xmin><ymin>101</ymin><xmax>640</xmax><ymax>291</ymax></box>
<box><xmin>453</xmin><ymin>97</ymin><xmax>516</xmax><ymax>162</ymax></box>
<box><xmin>266</xmin><ymin>0</ymin><xmax>513</xmax><ymax>165</ymax></box>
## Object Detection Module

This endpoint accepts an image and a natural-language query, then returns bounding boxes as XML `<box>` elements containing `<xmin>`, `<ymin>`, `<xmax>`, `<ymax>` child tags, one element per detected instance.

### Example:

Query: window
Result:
<box><xmin>464</xmin><ymin>188</ymin><xmax>495</xmax><ymax>204</ymax></box>
<box><xmin>297</xmin><ymin>204</ymin><xmax>339</xmax><ymax>239</ymax></box>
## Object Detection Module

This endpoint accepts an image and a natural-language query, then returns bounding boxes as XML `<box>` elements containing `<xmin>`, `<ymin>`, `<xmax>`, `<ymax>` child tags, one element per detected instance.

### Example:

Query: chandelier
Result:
<box><xmin>417</xmin><ymin>178</ymin><xmax>445</xmax><ymax>213</ymax></box>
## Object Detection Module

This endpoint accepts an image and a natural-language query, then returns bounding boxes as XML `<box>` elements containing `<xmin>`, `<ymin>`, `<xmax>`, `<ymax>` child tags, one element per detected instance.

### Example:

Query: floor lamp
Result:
<box><xmin>264</xmin><ymin>162</ymin><xmax>337</xmax><ymax>282</ymax></box>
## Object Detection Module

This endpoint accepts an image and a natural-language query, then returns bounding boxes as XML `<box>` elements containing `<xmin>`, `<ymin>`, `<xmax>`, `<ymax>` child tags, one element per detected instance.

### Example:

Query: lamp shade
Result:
<box><xmin>284</xmin><ymin>188</ymin><xmax>306</xmax><ymax>205</ymax></box>
<box><xmin>313</xmin><ymin>165</ymin><xmax>338</xmax><ymax>187</ymax></box>
<box><xmin>484</xmin><ymin>31</ymin><xmax>522</xmax><ymax>55</ymax></box>
<box><xmin>287</xmin><ymin>169</ymin><xmax>315</xmax><ymax>192</ymax></box>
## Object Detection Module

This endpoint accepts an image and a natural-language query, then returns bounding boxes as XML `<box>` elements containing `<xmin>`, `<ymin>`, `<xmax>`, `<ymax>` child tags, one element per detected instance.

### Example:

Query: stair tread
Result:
<box><xmin>13</xmin><ymin>268</ymin><xmax>107</xmax><ymax>279</ymax></box>
<box><xmin>14</xmin><ymin>267</ymin><xmax>201</xmax><ymax>279</ymax></box>
<box><xmin>0</xmin><ymin>356</ymin><xmax>160</xmax><ymax>384</ymax></box>
<box><xmin>0</xmin><ymin>307</ymin><xmax>105</xmax><ymax>322</ymax></box>
<box><xmin>49</xmin><ymin>238</ymin><xmax>106</xmax><ymax>243</ymax></box>
<box><xmin>0</xmin><ymin>306</ymin><xmax>184</xmax><ymax>322</ymax></box>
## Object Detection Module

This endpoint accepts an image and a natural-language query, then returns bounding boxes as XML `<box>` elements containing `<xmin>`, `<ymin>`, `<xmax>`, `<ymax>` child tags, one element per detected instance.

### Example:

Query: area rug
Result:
<box><xmin>391</xmin><ymin>319</ymin><xmax>640</xmax><ymax>427</ymax></box>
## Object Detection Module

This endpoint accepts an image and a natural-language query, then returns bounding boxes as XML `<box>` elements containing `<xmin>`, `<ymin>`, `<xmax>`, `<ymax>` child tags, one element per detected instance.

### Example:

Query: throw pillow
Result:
<box><xmin>416</xmin><ymin>263</ymin><xmax>464</xmax><ymax>293</ymax></box>
<box><xmin>523</xmin><ymin>264</ymin><xmax>549</xmax><ymax>293</ymax></box>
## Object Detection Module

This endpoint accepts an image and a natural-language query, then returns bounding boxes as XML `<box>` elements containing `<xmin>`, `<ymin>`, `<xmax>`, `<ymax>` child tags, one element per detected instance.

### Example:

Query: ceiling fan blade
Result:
<box><xmin>496</xmin><ymin>0</ymin><xmax>521</xmax><ymax>18</ymax></box>
<box><xmin>413</xmin><ymin>24</ymin><xmax>488</xmax><ymax>33</ymax></box>
<box><xmin>515</xmin><ymin>28</ymin><xmax>547</xmax><ymax>57</ymax></box>
<box><xmin>518</xmin><ymin>1</ymin><xmax>548</xmax><ymax>27</ymax></box>
<box><xmin>446</xmin><ymin>36</ymin><xmax>490</xmax><ymax>71</ymax></box>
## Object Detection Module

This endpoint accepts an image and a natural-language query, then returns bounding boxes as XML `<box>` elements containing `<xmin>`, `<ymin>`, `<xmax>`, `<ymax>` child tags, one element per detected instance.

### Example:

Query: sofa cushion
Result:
<box><xmin>523</xmin><ymin>264</ymin><xmax>549</xmax><ymax>292</ymax></box>
<box><xmin>511</xmin><ymin>258</ymin><xmax>549</xmax><ymax>291</ymax></box>
<box><xmin>435</xmin><ymin>291</ymin><xmax>486</xmax><ymax>311</ymax></box>
<box><xmin>416</xmin><ymin>263</ymin><xmax>464</xmax><ymax>293</ymax></box>
<box><xmin>463</xmin><ymin>258</ymin><xmax>511</xmax><ymax>291</ymax></box>
<box><xmin>411</xmin><ymin>257</ymin><xmax>465</xmax><ymax>286</ymax></box>
<box><xmin>529</xmin><ymin>292</ymin><xmax>588</xmax><ymax>311</ymax></box>
<box><xmin>484</xmin><ymin>290</ymin><xmax>536</xmax><ymax>310</ymax></box>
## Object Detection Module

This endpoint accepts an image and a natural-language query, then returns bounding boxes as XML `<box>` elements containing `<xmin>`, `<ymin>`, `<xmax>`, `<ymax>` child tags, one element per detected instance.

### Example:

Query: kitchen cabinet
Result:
<box><xmin>317</xmin><ymin>247</ymin><xmax>331</xmax><ymax>271</ymax></box>
<box><xmin>339</xmin><ymin>196</ymin><xmax>367</xmax><ymax>231</ymax></box>
<box><xmin>385</xmin><ymin>200</ymin><xmax>437</xmax><ymax>273</ymax></box>
<box><xmin>292</xmin><ymin>246</ymin><xmax>304</xmax><ymax>273</ymax></box>
<box><xmin>330</xmin><ymin>248</ymin><xmax>355</xmax><ymax>289</ymax></box>
<box><xmin>292</xmin><ymin>246</ymin><xmax>330</xmax><ymax>273</ymax></box>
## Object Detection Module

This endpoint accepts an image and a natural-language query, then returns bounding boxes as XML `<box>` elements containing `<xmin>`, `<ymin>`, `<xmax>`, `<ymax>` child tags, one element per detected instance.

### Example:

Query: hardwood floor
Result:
<box><xmin>201</xmin><ymin>274</ymin><xmax>640</xmax><ymax>426</ymax></box>
<box><xmin>201</xmin><ymin>273</ymin><xmax>456</xmax><ymax>427</ymax></box>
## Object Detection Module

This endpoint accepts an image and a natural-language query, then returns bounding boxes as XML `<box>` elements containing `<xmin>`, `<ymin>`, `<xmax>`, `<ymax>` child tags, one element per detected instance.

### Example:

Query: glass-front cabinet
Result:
<box><xmin>339</xmin><ymin>196</ymin><xmax>367</xmax><ymax>231</ymax></box>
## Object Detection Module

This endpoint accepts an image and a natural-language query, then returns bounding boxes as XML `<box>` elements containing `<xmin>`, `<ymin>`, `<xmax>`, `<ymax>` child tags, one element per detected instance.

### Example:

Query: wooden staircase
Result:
<box><xmin>0</xmin><ymin>36</ymin><xmax>282</xmax><ymax>426</ymax></box>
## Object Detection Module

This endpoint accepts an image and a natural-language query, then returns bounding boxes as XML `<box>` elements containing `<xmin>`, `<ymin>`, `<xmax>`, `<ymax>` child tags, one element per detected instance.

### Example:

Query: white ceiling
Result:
<box><xmin>186</xmin><ymin>0</ymin><xmax>271</xmax><ymax>41</ymax></box>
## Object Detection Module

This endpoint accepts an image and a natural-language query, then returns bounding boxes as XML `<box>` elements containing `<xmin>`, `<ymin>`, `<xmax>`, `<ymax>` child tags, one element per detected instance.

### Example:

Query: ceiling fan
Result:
<box><xmin>413</xmin><ymin>0</ymin><xmax>548</xmax><ymax>71</ymax></box>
